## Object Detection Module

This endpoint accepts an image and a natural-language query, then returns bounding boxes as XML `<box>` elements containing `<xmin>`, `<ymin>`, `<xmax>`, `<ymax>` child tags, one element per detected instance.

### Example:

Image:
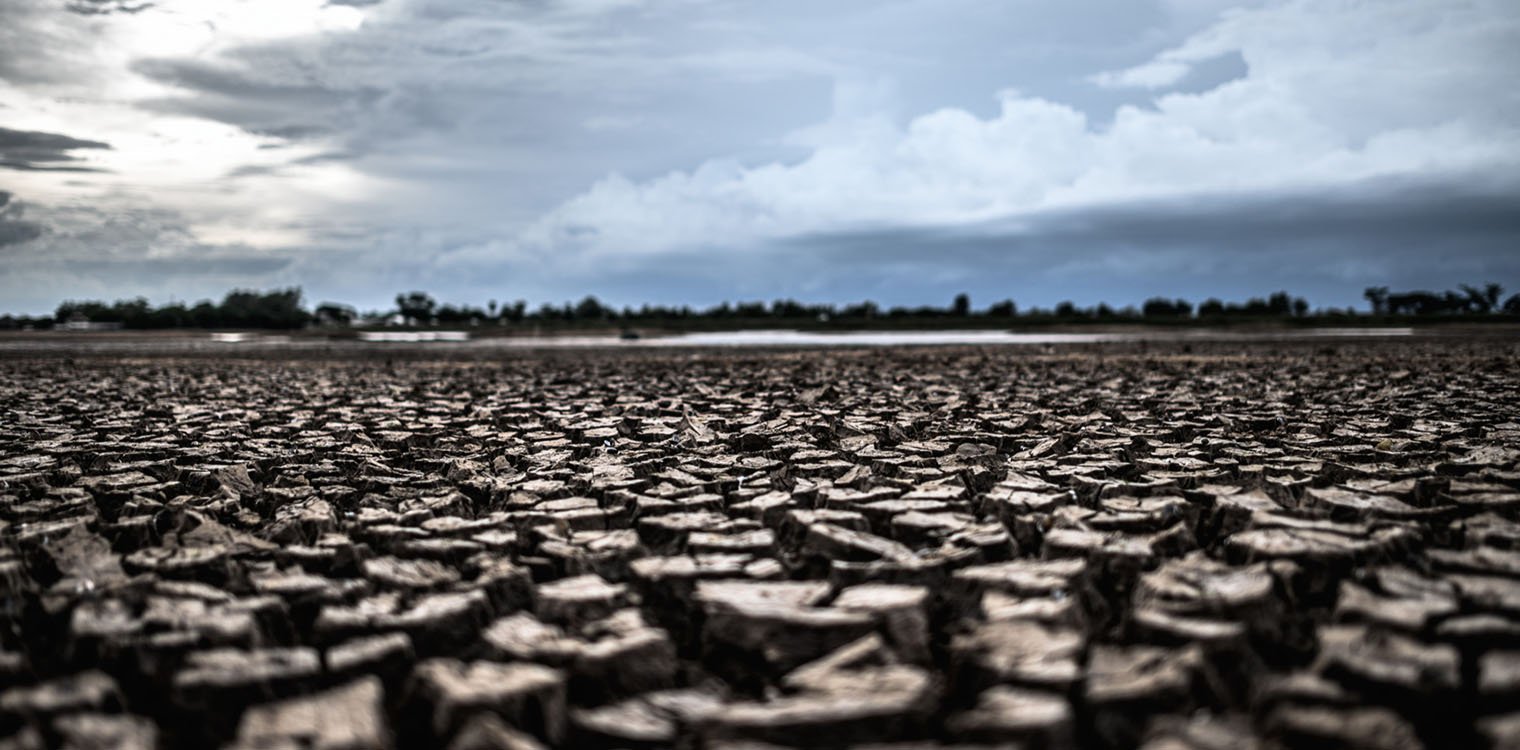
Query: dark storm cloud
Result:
<box><xmin>224</xmin><ymin>149</ymin><xmax>356</xmax><ymax>178</ymax></box>
<box><xmin>785</xmin><ymin>178</ymin><xmax>1520</xmax><ymax>265</ymax></box>
<box><xmin>0</xmin><ymin>192</ymin><xmax>45</xmax><ymax>247</ymax></box>
<box><xmin>0</xmin><ymin>3</ymin><xmax>84</xmax><ymax>86</ymax></box>
<box><xmin>131</xmin><ymin>57</ymin><xmax>385</xmax><ymax>141</ymax></box>
<box><xmin>68</xmin><ymin>254</ymin><xmax>295</xmax><ymax>277</ymax></box>
<box><xmin>0</xmin><ymin>190</ymin><xmax>309</xmax><ymax>317</ymax></box>
<box><xmin>0</xmin><ymin>126</ymin><xmax>110</xmax><ymax>172</ymax></box>
<box><xmin>0</xmin><ymin>191</ymin><xmax>303</xmax><ymax>308</ymax></box>
<box><xmin>1041</xmin><ymin>181</ymin><xmax>1520</xmax><ymax>247</ymax></box>
<box><xmin>815</xmin><ymin>177</ymin><xmax>1520</xmax><ymax>256</ymax></box>
<box><xmin>251</xmin><ymin>124</ymin><xmax>337</xmax><ymax>141</ymax></box>
<box><xmin>65</xmin><ymin>0</ymin><xmax>153</xmax><ymax>15</ymax></box>
<box><xmin>772</xmin><ymin>175</ymin><xmax>1520</xmax><ymax>307</ymax></box>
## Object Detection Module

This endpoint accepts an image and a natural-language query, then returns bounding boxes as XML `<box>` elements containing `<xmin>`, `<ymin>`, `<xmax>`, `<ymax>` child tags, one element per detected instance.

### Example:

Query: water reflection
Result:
<box><xmin>633</xmin><ymin>329</ymin><xmax>1415</xmax><ymax>347</ymax></box>
<box><xmin>0</xmin><ymin>327</ymin><xmax>1417</xmax><ymax>354</ymax></box>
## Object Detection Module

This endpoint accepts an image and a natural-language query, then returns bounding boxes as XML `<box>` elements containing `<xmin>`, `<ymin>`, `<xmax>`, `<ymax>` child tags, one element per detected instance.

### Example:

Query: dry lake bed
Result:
<box><xmin>1</xmin><ymin>333</ymin><xmax>1518</xmax><ymax>749</ymax></box>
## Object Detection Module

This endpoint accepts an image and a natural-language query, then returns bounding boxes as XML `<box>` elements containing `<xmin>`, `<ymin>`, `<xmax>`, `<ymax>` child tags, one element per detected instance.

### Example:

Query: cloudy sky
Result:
<box><xmin>2</xmin><ymin>0</ymin><xmax>1517</xmax><ymax>314</ymax></box>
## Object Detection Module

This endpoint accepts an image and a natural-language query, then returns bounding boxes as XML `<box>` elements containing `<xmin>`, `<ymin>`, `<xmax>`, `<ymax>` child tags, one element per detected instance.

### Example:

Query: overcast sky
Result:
<box><xmin>2</xmin><ymin>0</ymin><xmax>1517</xmax><ymax>314</ymax></box>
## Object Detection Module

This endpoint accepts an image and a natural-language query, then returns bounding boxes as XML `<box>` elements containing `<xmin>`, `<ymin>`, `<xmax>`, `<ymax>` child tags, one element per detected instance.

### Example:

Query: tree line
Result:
<box><xmin>2</xmin><ymin>283</ymin><xmax>1518</xmax><ymax>331</ymax></box>
<box><xmin>39</xmin><ymin>289</ymin><xmax>311</xmax><ymax>330</ymax></box>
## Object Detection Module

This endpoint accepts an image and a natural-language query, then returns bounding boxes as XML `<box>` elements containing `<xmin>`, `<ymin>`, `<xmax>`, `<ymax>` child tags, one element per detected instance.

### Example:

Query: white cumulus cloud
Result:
<box><xmin>510</xmin><ymin>0</ymin><xmax>1520</xmax><ymax>270</ymax></box>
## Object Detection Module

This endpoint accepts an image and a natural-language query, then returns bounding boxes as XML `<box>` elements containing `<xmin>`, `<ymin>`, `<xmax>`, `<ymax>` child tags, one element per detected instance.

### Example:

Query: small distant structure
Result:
<box><xmin>59</xmin><ymin>312</ymin><xmax>123</xmax><ymax>332</ymax></box>
<box><xmin>353</xmin><ymin>313</ymin><xmax>407</xmax><ymax>328</ymax></box>
<box><xmin>313</xmin><ymin>303</ymin><xmax>358</xmax><ymax>328</ymax></box>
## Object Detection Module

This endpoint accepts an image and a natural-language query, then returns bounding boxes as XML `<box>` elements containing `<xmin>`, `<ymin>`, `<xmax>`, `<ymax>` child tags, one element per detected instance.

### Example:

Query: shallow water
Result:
<box><xmin>621</xmin><ymin>328</ymin><xmax>1416</xmax><ymax>347</ymax></box>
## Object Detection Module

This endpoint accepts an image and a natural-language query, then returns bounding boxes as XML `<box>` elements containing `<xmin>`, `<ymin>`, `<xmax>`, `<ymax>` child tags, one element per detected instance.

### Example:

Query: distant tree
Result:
<box><xmin>1386</xmin><ymin>291</ymin><xmax>1453</xmax><ymax>316</ymax></box>
<box><xmin>0</xmin><ymin>315</ymin><xmax>51</xmax><ymax>330</ymax></box>
<box><xmin>1484</xmin><ymin>283</ymin><xmax>1505</xmax><ymax>312</ymax></box>
<box><xmin>1461</xmin><ymin>283</ymin><xmax>1503</xmax><ymax>313</ymax></box>
<box><xmin>51</xmin><ymin>289</ymin><xmax>311</xmax><ymax>329</ymax></box>
<box><xmin>32</xmin><ymin>280</ymin><xmax>1520</xmax><ymax>332</ymax></box>
<box><xmin>55</xmin><ymin>300</ymin><xmax>111</xmax><ymax>324</ymax></box>
<box><xmin>435</xmin><ymin>304</ymin><xmax>487</xmax><ymax>324</ymax></box>
<box><xmin>1142</xmin><ymin>297</ymin><xmax>1192</xmax><ymax>319</ymax></box>
<box><xmin>315</xmin><ymin>302</ymin><xmax>356</xmax><ymax>326</ymax></box>
<box><xmin>395</xmin><ymin>291</ymin><xmax>437</xmax><ymax>325</ymax></box>
<box><xmin>154</xmin><ymin>302</ymin><xmax>191</xmax><ymax>328</ymax></box>
<box><xmin>190</xmin><ymin>300</ymin><xmax>220</xmax><ymax>328</ymax></box>
<box><xmin>1266</xmin><ymin>292</ymin><xmax>1293</xmax><ymax>317</ymax></box>
<box><xmin>986</xmin><ymin>299</ymin><xmax>1017</xmax><ymax>317</ymax></box>
<box><xmin>735</xmin><ymin>301</ymin><xmax>768</xmax><ymax>318</ymax></box>
<box><xmin>772</xmin><ymin>299</ymin><xmax>809</xmax><ymax>318</ymax></box>
<box><xmin>839</xmin><ymin>301</ymin><xmax>879</xmax><ymax>318</ymax></box>
<box><xmin>1444</xmin><ymin>290</ymin><xmax>1467</xmax><ymax>314</ymax></box>
<box><xmin>575</xmin><ymin>296</ymin><xmax>609</xmax><ymax>321</ymax></box>
<box><xmin>1364</xmin><ymin>286</ymin><xmax>1389</xmax><ymax>315</ymax></box>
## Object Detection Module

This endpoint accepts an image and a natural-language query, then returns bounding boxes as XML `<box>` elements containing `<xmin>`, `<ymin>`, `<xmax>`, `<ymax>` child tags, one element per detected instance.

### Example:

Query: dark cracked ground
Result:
<box><xmin>1</xmin><ymin>337</ymin><xmax>1519</xmax><ymax>750</ymax></box>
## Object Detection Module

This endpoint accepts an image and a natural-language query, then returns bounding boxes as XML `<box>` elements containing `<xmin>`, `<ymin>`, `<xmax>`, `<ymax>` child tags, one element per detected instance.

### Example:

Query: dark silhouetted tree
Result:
<box><xmin>1142</xmin><ymin>297</ymin><xmax>1192</xmax><ymax>319</ymax></box>
<box><xmin>1267</xmin><ymin>292</ymin><xmax>1293</xmax><ymax>316</ymax></box>
<box><xmin>219</xmin><ymin>288</ymin><xmax>309</xmax><ymax>328</ymax></box>
<box><xmin>396</xmin><ymin>291</ymin><xmax>437</xmax><ymax>324</ymax></box>
<box><xmin>1364</xmin><ymin>286</ymin><xmax>1389</xmax><ymax>315</ymax></box>
<box><xmin>314</xmin><ymin>303</ymin><xmax>356</xmax><ymax>326</ymax></box>
<box><xmin>952</xmin><ymin>293</ymin><xmax>970</xmax><ymax>317</ymax></box>
<box><xmin>987</xmin><ymin>299</ymin><xmax>1017</xmax><ymax>317</ymax></box>
<box><xmin>575</xmin><ymin>296</ymin><xmax>609</xmax><ymax>321</ymax></box>
<box><xmin>1461</xmin><ymin>283</ymin><xmax>1503</xmax><ymax>313</ymax></box>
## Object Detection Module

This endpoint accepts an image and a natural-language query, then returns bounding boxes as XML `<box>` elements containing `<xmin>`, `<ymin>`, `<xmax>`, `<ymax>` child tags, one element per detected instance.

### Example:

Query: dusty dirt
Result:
<box><xmin>0</xmin><ymin>337</ymin><xmax>1518</xmax><ymax>749</ymax></box>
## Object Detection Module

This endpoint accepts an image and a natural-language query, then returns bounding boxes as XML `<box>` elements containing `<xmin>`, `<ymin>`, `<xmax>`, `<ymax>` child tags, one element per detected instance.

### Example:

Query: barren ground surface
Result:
<box><xmin>1</xmin><ymin>337</ymin><xmax>1518</xmax><ymax>749</ymax></box>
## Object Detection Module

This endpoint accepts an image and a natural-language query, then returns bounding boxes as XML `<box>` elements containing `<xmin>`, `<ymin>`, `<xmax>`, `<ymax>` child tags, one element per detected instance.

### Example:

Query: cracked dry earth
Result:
<box><xmin>1</xmin><ymin>340</ymin><xmax>1519</xmax><ymax>750</ymax></box>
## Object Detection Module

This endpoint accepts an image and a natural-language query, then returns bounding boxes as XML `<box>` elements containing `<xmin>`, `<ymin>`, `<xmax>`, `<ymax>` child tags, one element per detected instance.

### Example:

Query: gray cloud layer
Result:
<box><xmin>0</xmin><ymin>127</ymin><xmax>110</xmax><ymax>172</ymax></box>
<box><xmin>65</xmin><ymin>1</ymin><xmax>153</xmax><ymax>15</ymax></box>
<box><xmin>0</xmin><ymin>0</ymin><xmax>1515</xmax><ymax>313</ymax></box>
<box><xmin>769</xmin><ymin>175</ymin><xmax>1520</xmax><ymax>306</ymax></box>
<box><xmin>0</xmin><ymin>192</ymin><xmax>45</xmax><ymax>247</ymax></box>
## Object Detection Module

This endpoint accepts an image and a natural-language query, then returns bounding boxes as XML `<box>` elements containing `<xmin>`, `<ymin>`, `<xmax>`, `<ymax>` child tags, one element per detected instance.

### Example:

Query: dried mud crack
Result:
<box><xmin>1</xmin><ymin>339</ymin><xmax>1518</xmax><ymax>749</ymax></box>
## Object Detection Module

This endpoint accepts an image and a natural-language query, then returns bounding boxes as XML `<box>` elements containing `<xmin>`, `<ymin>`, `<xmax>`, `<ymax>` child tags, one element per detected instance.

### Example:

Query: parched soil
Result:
<box><xmin>1</xmin><ymin>339</ymin><xmax>1518</xmax><ymax>749</ymax></box>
